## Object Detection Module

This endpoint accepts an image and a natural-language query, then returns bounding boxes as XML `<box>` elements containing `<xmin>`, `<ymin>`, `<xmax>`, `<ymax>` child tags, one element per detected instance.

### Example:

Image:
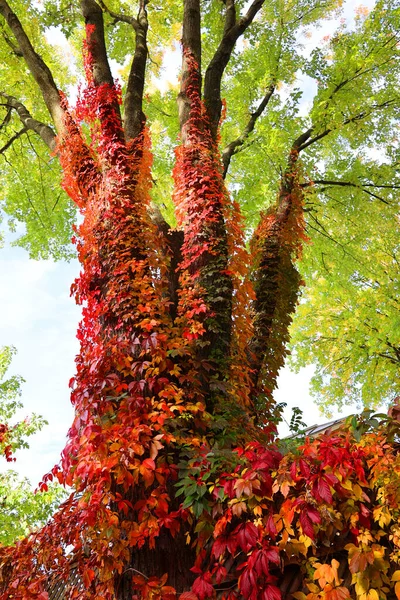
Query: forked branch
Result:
<box><xmin>0</xmin><ymin>93</ymin><xmax>56</xmax><ymax>149</ymax></box>
<box><xmin>0</xmin><ymin>126</ymin><xmax>27</xmax><ymax>154</ymax></box>
<box><xmin>222</xmin><ymin>82</ymin><xmax>275</xmax><ymax>177</ymax></box>
<box><xmin>97</xmin><ymin>0</ymin><xmax>139</xmax><ymax>29</ymax></box>
<box><xmin>204</xmin><ymin>0</ymin><xmax>266</xmax><ymax>139</ymax></box>
<box><xmin>302</xmin><ymin>179</ymin><xmax>392</xmax><ymax>205</ymax></box>
<box><xmin>297</xmin><ymin>98</ymin><xmax>399</xmax><ymax>152</ymax></box>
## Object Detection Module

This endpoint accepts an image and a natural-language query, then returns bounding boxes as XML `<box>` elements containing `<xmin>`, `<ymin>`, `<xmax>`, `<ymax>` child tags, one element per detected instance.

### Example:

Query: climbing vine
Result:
<box><xmin>0</xmin><ymin>12</ymin><xmax>399</xmax><ymax>600</ymax></box>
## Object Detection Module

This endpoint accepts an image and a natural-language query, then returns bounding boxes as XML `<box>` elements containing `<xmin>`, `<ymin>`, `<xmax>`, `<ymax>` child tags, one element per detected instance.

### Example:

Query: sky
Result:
<box><xmin>0</xmin><ymin>0</ymin><xmax>376</xmax><ymax>488</ymax></box>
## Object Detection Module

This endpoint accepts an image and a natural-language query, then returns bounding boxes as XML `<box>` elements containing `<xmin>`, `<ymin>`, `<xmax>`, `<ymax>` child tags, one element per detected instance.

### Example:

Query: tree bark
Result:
<box><xmin>124</xmin><ymin>0</ymin><xmax>149</xmax><ymax>141</ymax></box>
<box><xmin>178</xmin><ymin>0</ymin><xmax>201</xmax><ymax>143</ymax></box>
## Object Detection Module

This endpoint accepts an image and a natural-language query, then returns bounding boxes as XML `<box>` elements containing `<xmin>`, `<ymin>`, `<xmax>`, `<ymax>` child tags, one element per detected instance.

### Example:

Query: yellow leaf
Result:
<box><xmin>341</xmin><ymin>479</ymin><xmax>353</xmax><ymax>491</ymax></box>
<box><xmin>395</xmin><ymin>581</ymin><xmax>400</xmax><ymax>600</ymax></box>
<box><xmin>392</xmin><ymin>571</ymin><xmax>400</xmax><ymax>582</ymax></box>
<box><xmin>366</xmin><ymin>589</ymin><xmax>379</xmax><ymax>600</ymax></box>
<box><xmin>353</xmin><ymin>483</ymin><xmax>363</xmax><ymax>501</ymax></box>
<box><xmin>306</xmin><ymin>583</ymin><xmax>320</xmax><ymax>594</ymax></box>
<box><xmin>292</xmin><ymin>594</ymin><xmax>307</xmax><ymax>600</ymax></box>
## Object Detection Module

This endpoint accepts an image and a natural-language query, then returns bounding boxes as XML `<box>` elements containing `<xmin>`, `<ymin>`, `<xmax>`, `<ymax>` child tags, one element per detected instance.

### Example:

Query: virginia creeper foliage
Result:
<box><xmin>0</xmin><ymin>1</ymin><xmax>399</xmax><ymax>600</ymax></box>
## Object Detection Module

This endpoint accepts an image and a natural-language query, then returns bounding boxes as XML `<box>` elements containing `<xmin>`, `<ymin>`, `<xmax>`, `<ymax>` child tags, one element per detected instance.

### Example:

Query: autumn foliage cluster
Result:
<box><xmin>0</xmin><ymin>19</ymin><xmax>400</xmax><ymax>600</ymax></box>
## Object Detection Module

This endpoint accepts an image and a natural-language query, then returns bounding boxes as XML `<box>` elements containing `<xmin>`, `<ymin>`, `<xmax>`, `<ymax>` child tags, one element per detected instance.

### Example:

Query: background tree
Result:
<box><xmin>0</xmin><ymin>1</ymin><xmax>398</xmax><ymax>599</ymax></box>
<box><xmin>0</xmin><ymin>346</ymin><xmax>65</xmax><ymax>545</ymax></box>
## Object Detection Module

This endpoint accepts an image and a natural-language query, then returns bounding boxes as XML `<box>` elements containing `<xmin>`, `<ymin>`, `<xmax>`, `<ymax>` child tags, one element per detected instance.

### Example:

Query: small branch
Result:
<box><xmin>0</xmin><ymin>92</ymin><xmax>56</xmax><ymax>150</ymax></box>
<box><xmin>1</xmin><ymin>28</ymin><xmax>23</xmax><ymax>56</ymax></box>
<box><xmin>360</xmin><ymin>182</ymin><xmax>400</xmax><ymax>189</ymax></box>
<box><xmin>297</xmin><ymin>98</ymin><xmax>399</xmax><ymax>152</ymax></box>
<box><xmin>222</xmin><ymin>82</ymin><xmax>275</xmax><ymax>177</ymax></box>
<box><xmin>302</xmin><ymin>179</ymin><xmax>391</xmax><ymax>205</ymax></box>
<box><xmin>97</xmin><ymin>0</ymin><xmax>139</xmax><ymax>30</ymax></box>
<box><xmin>304</xmin><ymin>179</ymin><xmax>400</xmax><ymax>190</ymax></box>
<box><xmin>0</xmin><ymin>126</ymin><xmax>27</xmax><ymax>154</ymax></box>
<box><xmin>204</xmin><ymin>0</ymin><xmax>266</xmax><ymax>139</ymax></box>
<box><xmin>2</xmin><ymin>150</ymin><xmax>46</xmax><ymax>230</ymax></box>
<box><xmin>51</xmin><ymin>193</ymin><xmax>61</xmax><ymax>213</ymax></box>
<box><xmin>0</xmin><ymin>105</ymin><xmax>12</xmax><ymax>131</ymax></box>
<box><xmin>122</xmin><ymin>567</ymin><xmax>148</xmax><ymax>580</ymax></box>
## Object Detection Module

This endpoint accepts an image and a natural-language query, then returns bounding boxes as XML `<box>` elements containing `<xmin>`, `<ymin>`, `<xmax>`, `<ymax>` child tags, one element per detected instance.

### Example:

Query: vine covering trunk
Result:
<box><xmin>0</xmin><ymin>1</ymin><xmax>399</xmax><ymax>599</ymax></box>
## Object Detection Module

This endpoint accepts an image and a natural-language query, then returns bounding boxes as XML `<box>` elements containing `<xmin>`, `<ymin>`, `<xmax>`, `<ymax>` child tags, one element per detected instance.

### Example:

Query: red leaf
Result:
<box><xmin>265</xmin><ymin>546</ymin><xmax>280</xmax><ymax>565</ymax></box>
<box><xmin>214</xmin><ymin>564</ymin><xmax>227</xmax><ymax>584</ymax></box>
<box><xmin>192</xmin><ymin>574</ymin><xmax>214</xmax><ymax>600</ymax></box>
<box><xmin>212</xmin><ymin>536</ymin><xmax>228</xmax><ymax>558</ymax></box>
<box><xmin>262</xmin><ymin>585</ymin><xmax>281</xmax><ymax>600</ymax></box>
<box><xmin>235</xmin><ymin>522</ymin><xmax>259</xmax><ymax>552</ymax></box>
<box><xmin>83</xmin><ymin>568</ymin><xmax>96</xmax><ymax>588</ymax></box>
<box><xmin>265</xmin><ymin>514</ymin><xmax>277</xmax><ymax>538</ymax></box>
<box><xmin>318</xmin><ymin>477</ymin><xmax>333</xmax><ymax>504</ymax></box>
<box><xmin>307</xmin><ymin>506</ymin><xmax>321</xmax><ymax>525</ymax></box>
<box><xmin>239</xmin><ymin>567</ymin><xmax>257</xmax><ymax>600</ymax></box>
<box><xmin>142</xmin><ymin>458</ymin><xmax>155</xmax><ymax>470</ymax></box>
<box><xmin>299</xmin><ymin>459</ymin><xmax>310</xmax><ymax>478</ymax></box>
<box><xmin>299</xmin><ymin>510</ymin><xmax>315</xmax><ymax>539</ymax></box>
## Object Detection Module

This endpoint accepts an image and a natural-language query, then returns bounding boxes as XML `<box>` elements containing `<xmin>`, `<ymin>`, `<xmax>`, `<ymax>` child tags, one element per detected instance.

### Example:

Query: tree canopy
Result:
<box><xmin>0</xmin><ymin>0</ymin><xmax>399</xmax><ymax>599</ymax></box>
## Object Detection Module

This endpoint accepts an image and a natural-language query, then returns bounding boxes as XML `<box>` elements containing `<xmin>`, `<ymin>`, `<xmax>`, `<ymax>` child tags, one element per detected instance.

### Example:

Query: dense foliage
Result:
<box><xmin>0</xmin><ymin>0</ymin><xmax>398</xmax><ymax>599</ymax></box>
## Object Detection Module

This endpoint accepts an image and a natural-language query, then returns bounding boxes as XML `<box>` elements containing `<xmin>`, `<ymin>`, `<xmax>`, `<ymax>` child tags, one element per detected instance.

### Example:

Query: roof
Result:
<box><xmin>47</xmin><ymin>567</ymin><xmax>83</xmax><ymax>600</ymax></box>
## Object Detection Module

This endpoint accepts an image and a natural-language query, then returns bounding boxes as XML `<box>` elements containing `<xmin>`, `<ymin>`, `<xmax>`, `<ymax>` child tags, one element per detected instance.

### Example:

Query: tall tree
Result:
<box><xmin>0</xmin><ymin>1</ymin><xmax>399</xmax><ymax>599</ymax></box>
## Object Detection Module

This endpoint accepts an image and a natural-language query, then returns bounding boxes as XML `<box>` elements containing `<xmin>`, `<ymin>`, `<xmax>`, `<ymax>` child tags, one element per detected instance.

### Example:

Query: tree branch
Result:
<box><xmin>0</xmin><ymin>105</ymin><xmax>12</xmax><ymax>131</ymax></box>
<box><xmin>0</xmin><ymin>93</ymin><xmax>56</xmax><ymax>150</ymax></box>
<box><xmin>178</xmin><ymin>0</ymin><xmax>201</xmax><ymax>140</ymax></box>
<box><xmin>0</xmin><ymin>0</ymin><xmax>65</xmax><ymax>133</ymax></box>
<box><xmin>296</xmin><ymin>98</ymin><xmax>399</xmax><ymax>152</ymax></box>
<box><xmin>97</xmin><ymin>0</ymin><xmax>139</xmax><ymax>30</ymax></box>
<box><xmin>249</xmin><ymin>146</ymin><xmax>304</xmax><ymax>408</ymax></box>
<box><xmin>302</xmin><ymin>179</ymin><xmax>391</xmax><ymax>205</ymax></box>
<box><xmin>223</xmin><ymin>0</ymin><xmax>236</xmax><ymax>34</ymax></box>
<box><xmin>80</xmin><ymin>0</ymin><xmax>115</xmax><ymax>89</ymax></box>
<box><xmin>222</xmin><ymin>83</ymin><xmax>275</xmax><ymax>177</ymax></box>
<box><xmin>0</xmin><ymin>126</ymin><xmax>27</xmax><ymax>154</ymax></box>
<box><xmin>1</xmin><ymin>27</ymin><xmax>23</xmax><ymax>57</ymax></box>
<box><xmin>80</xmin><ymin>0</ymin><xmax>123</xmax><ymax>131</ymax></box>
<box><xmin>304</xmin><ymin>179</ymin><xmax>400</xmax><ymax>190</ymax></box>
<box><xmin>124</xmin><ymin>0</ymin><xmax>149</xmax><ymax>141</ymax></box>
<box><xmin>1</xmin><ymin>92</ymin><xmax>101</xmax><ymax>197</ymax></box>
<box><xmin>203</xmin><ymin>0</ymin><xmax>266</xmax><ymax>139</ymax></box>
